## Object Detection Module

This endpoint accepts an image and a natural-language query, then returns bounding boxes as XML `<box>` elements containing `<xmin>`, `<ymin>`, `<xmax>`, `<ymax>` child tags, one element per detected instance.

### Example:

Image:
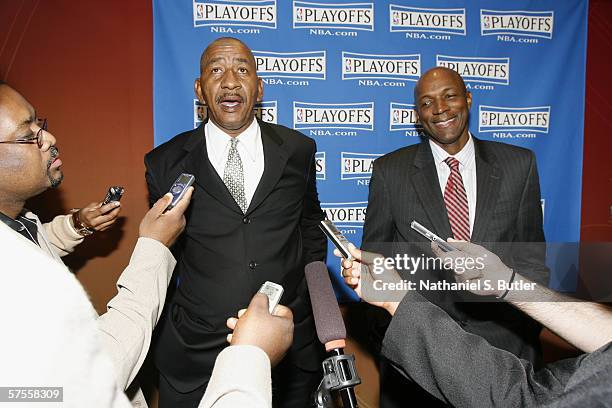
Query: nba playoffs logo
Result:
<box><xmin>253</xmin><ymin>50</ymin><xmax>326</xmax><ymax>80</ymax></box>
<box><xmin>342</xmin><ymin>52</ymin><xmax>420</xmax><ymax>82</ymax></box>
<box><xmin>293</xmin><ymin>1</ymin><xmax>374</xmax><ymax>31</ymax></box>
<box><xmin>321</xmin><ymin>202</ymin><xmax>367</xmax><ymax>228</ymax></box>
<box><xmin>437</xmin><ymin>55</ymin><xmax>510</xmax><ymax>85</ymax></box>
<box><xmin>293</xmin><ymin>102</ymin><xmax>374</xmax><ymax>131</ymax></box>
<box><xmin>341</xmin><ymin>152</ymin><xmax>382</xmax><ymax>180</ymax></box>
<box><xmin>193</xmin><ymin>0</ymin><xmax>277</xmax><ymax>28</ymax></box>
<box><xmin>389</xmin><ymin>103</ymin><xmax>419</xmax><ymax>133</ymax></box>
<box><xmin>315</xmin><ymin>151</ymin><xmax>326</xmax><ymax>180</ymax></box>
<box><xmin>389</xmin><ymin>5</ymin><xmax>466</xmax><ymax>36</ymax></box>
<box><xmin>254</xmin><ymin>101</ymin><xmax>277</xmax><ymax>124</ymax></box>
<box><xmin>479</xmin><ymin>105</ymin><xmax>551</xmax><ymax>133</ymax></box>
<box><xmin>481</xmin><ymin>9</ymin><xmax>553</xmax><ymax>39</ymax></box>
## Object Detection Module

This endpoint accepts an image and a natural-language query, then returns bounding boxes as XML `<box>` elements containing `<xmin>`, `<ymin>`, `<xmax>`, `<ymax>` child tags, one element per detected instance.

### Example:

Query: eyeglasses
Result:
<box><xmin>0</xmin><ymin>118</ymin><xmax>47</xmax><ymax>149</ymax></box>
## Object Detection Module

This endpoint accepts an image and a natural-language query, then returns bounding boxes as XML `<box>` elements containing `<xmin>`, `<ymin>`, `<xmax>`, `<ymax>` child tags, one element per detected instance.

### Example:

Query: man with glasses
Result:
<box><xmin>0</xmin><ymin>81</ymin><xmax>195</xmax><ymax>405</ymax></box>
<box><xmin>0</xmin><ymin>83</ymin><xmax>121</xmax><ymax>261</ymax></box>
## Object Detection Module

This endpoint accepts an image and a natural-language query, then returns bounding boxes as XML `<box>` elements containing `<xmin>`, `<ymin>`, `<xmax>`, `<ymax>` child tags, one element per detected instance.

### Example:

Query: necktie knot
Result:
<box><xmin>444</xmin><ymin>157</ymin><xmax>460</xmax><ymax>171</ymax></box>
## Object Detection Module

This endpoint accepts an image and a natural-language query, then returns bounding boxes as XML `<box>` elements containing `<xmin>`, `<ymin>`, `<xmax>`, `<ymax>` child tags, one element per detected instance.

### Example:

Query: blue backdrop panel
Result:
<box><xmin>154</xmin><ymin>0</ymin><xmax>588</xmax><ymax>297</ymax></box>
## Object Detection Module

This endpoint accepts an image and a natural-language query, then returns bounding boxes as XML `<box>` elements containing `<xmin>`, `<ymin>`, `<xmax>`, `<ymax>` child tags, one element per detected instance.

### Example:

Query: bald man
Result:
<box><xmin>358</xmin><ymin>67</ymin><xmax>549</xmax><ymax>406</ymax></box>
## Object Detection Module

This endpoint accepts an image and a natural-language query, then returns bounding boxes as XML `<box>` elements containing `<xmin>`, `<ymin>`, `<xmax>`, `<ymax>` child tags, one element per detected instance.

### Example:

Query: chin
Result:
<box><xmin>48</xmin><ymin>172</ymin><xmax>64</xmax><ymax>189</ymax></box>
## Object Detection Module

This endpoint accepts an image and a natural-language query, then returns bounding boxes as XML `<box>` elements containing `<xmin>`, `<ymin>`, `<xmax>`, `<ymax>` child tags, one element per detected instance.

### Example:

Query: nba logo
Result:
<box><xmin>392</xmin><ymin>12</ymin><xmax>399</xmax><ymax>25</ymax></box>
<box><xmin>393</xmin><ymin>110</ymin><xmax>399</xmax><ymax>124</ymax></box>
<box><xmin>196</xmin><ymin>4</ymin><xmax>204</xmax><ymax>18</ymax></box>
<box><xmin>344</xmin><ymin>159</ymin><xmax>351</xmax><ymax>173</ymax></box>
<box><xmin>297</xmin><ymin>109</ymin><xmax>304</xmax><ymax>122</ymax></box>
<box><xmin>296</xmin><ymin>7</ymin><xmax>303</xmax><ymax>21</ymax></box>
<box><xmin>481</xmin><ymin>112</ymin><xmax>488</xmax><ymax>125</ymax></box>
<box><xmin>483</xmin><ymin>16</ymin><xmax>490</xmax><ymax>29</ymax></box>
<box><xmin>345</xmin><ymin>59</ymin><xmax>352</xmax><ymax>73</ymax></box>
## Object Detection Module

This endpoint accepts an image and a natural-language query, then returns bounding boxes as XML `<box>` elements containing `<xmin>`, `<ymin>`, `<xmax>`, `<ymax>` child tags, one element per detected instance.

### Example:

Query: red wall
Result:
<box><xmin>582</xmin><ymin>0</ymin><xmax>612</xmax><ymax>242</ymax></box>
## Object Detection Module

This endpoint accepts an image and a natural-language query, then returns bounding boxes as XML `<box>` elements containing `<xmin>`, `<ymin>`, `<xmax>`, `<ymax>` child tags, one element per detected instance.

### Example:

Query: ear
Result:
<box><xmin>466</xmin><ymin>91</ymin><xmax>472</xmax><ymax>110</ymax></box>
<box><xmin>194</xmin><ymin>78</ymin><xmax>205</xmax><ymax>104</ymax></box>
<box><xmin>414</xmin><ymin>110</ymin><xmax>421</xmax><ymax>125</ymax></box>
<box><xmin>256</xmin><ymin>77</ymin><xmax>264</xmax><ymax>102</ymax></box>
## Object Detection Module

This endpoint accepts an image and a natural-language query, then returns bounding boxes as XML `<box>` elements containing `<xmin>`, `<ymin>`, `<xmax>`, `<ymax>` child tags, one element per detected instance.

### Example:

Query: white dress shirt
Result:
<box><xmin>429</xmin><ymin>133</ymin><xmax>477</xmax><ymax>234</ymax></box>
<box><xmin>205</xmin><ymin>119</ymin><xmax>265</xmax><ymax>208</ymax></box>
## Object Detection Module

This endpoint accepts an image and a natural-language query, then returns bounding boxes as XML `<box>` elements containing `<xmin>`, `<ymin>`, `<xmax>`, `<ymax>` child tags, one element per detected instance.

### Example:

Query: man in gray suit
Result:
<box><xmin>356</xmin><ymin>67</ymin><xmax>548</xmax><ymax>406</ymax></box>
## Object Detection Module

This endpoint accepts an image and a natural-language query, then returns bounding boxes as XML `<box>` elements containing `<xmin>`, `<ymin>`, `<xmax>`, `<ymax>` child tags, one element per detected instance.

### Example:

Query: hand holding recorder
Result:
<box><xmin>225</xmin><ymin>293</ymin><xmax>294</xmax><ymax>367</ymax></box>
<box><xmin>139</xmin><ymin>186</ymin><xmax>194</xmax><ymax>248</ymax></box>
<box><xmin>70</xmin><ymin>186</ymin><xmax>124</xmax><ymax>235</ymax></box>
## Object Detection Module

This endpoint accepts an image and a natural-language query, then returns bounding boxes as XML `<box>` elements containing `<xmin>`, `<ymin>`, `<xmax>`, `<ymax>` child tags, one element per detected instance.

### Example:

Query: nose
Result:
<box><xmin>40</xmin><ymin>129</ymin><xmax>57</xmax><ymax>152</ymax></box>
<box><xmin>220</xmin><ymin>69</ymin><xmax>240</xmax><ymax>90</ymax></box>
<box><xmin>433</xmin><ymin>98</ymin><xmax>449</xmax><ymax>115</ymax></box>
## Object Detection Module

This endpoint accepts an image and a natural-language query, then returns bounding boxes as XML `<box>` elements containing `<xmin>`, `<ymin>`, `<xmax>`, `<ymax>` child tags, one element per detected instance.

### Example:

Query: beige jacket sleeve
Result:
<box><xmin>42</xmin><ymin>214</ymin><xmax>84</xmax><ymax>257</ymax></box>
<box><xmin>198</xmin><ymin>345</ymin><xmax>272</xmax><ymax>408</ymax></box>
<box><xmin>97</xmin><ymin>237</ymin><xmax>176</xmax><ymax>390</ymax></box>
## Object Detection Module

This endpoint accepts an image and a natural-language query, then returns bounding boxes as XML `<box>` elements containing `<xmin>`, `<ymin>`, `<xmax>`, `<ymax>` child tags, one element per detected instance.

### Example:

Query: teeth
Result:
<box><xmin>222</xmin><ymin>101</ymin><xmax>239</xmax><ymax>107</ymax></box>
<box><xmin>435</xmin><ymin>118</ymin><xmax>455</xmax><ymax>127</ymax></box>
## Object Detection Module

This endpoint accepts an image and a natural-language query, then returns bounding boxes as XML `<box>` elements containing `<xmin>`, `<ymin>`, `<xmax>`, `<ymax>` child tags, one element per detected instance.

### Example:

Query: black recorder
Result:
<box><xmin>165</xmin><ymin>173</ymin><xmax>195</xmax><ymax>212</ymax></box>
<box><xmin>319</xmin><ymin>219</ymin><xmax>353</xmax><ymax>261</ymax></box>
<box><xmin>102</xmin><ymin>186</ymin><xmax>124</xmax><ymax>205</ymax></box>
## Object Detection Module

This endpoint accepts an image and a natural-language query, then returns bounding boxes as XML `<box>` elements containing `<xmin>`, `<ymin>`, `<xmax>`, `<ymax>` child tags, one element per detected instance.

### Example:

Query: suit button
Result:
<box><xmin>249</xmin><ymin>261</ymin><xmax>257</xmax><ymax>270</ymax></box>
<box><xmin>243</xmin><ymin>217</ymin><xmax>250</xmax><ymax>224</ymax></box>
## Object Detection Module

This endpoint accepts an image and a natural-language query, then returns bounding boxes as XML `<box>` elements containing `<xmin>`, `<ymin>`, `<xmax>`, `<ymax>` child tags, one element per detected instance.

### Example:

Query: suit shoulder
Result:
<box><xmin>265</xmin><ymin>122</ymin><xmax>316</xmax><ymax>147</ymax></box>
<box><xmin>374</xmin><ymin>144</ymin><xmax>419</xmax><ymax>168</ymax></box>
<box><xmin>145</xmin><ymin>129</ymin><xmax>195</xmax><ymax>164</ymax></box>
<box><xmin>477</xmin><ymin>139</ymin><xmax>536</xmax><ymax>163</ymax></box>
<box><xmin>478</xmin><ymin>139</ymin><xmax>534</xmax><ymax>156</ymax></box>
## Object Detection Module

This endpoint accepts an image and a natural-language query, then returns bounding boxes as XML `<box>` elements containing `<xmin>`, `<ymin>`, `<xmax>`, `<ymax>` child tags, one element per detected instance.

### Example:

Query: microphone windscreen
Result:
<box><xmin>305</xmin><ymin>261</ymin><xmax>347</xmax><ymax>345</ymax></box>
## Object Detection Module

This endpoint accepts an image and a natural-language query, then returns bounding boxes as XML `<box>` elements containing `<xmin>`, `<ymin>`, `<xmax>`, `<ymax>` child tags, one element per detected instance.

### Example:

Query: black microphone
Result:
<box><xmin>306</xmin><ymin>261</ymin><xmax>360</xmax><ymax>408</ymax></box>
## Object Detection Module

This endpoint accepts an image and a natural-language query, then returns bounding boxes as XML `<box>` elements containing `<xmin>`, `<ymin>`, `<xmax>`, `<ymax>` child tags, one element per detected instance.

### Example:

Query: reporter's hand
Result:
<box><xmin>430</xmin><ymin>239</ymin><xmax>513</xmax><ymax>297</ymax></box>
<box><xmin>138</xmin><ymin>187</ymin><xmax>194</xmax><ymax>247</ymax></box>
<box><xmin>225</xmin><ymin>293</ymin><xmax>294</xmax><ymax>367</ymax></box>
<box><xmin>334</xmin><ymin>244</ymin><xmax>405</xmax><ymax>315</ymax></box>
<box><xmin>77</xmin><ymin>201</ymin><xmax>121</xmax><ymax>232</ymax></box>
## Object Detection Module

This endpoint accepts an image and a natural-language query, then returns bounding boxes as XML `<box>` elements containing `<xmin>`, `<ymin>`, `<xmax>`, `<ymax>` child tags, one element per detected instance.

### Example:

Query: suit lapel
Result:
<box><xmin>181</xmin><ymin>123</ymin><xmax>244</xmax><ymax>214</ymax></box>
<box><xmin>471</xmin><ymin>138</ymin><xmax>501</xmax><ymax>242</ymax></box>
<box><xmin>411</xmin><ymin>142</ymin><xmax>453</xmax><ymax>238</ymax></box>
<box><xmin>247</xmin><ymin>120</ymin><xmax>289</xmax><ymax>214</ymax></box>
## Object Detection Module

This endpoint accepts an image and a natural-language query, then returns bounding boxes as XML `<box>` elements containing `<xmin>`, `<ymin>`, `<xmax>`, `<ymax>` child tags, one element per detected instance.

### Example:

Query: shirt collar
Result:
<box><xmin>206</xmin><ymin>118</ymin><xmax>260</xmax><ymax>163</ymax></box>
<box><xmin>0</xmin><ymin>209</ymin><xmax>35</xmax><ymax>232</ymax></box>
<box><xmin>429</xmin><ymin>132</ymin><xmax>475</xmax><ymax>170</ymax></box>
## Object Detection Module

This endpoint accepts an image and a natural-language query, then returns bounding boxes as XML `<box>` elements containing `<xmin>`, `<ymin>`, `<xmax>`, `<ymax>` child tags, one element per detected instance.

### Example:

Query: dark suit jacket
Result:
<box><xmin>362</xmin><ymin>136</ymin><xmax>547</xmax><ymax>364</ymax></box>
<box><xmin>145</xmin><ymin>119</ymin><xmax>327</xmax><ymax>392</ymax></box>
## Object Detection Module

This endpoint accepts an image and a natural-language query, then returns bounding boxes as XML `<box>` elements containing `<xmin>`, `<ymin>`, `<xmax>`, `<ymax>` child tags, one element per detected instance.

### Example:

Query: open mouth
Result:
<box><xmin>218</xmin><ymin>94</ymin><xmax>243</xmax><ymax>110</ymax></box>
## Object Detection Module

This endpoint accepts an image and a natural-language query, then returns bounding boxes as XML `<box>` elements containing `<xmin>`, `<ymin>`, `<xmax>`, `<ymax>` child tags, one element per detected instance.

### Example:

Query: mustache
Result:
<box><xmin>215</xmin><ymin>93</ymin><xmax>243</xmax><ymax>104</ymax></box>
<box><xmin>47</xmin><ymin>146</ymin><xmax>59</xmax><ymax>169</ymax></box>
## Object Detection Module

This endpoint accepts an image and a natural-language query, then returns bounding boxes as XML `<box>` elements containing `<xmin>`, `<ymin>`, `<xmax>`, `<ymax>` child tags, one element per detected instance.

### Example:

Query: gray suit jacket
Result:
<box><xmin>362</xmin><ymin>137</ymin><xmax>548</xmax><ymax>363</ymax></box>
<box><xmin>382</xmin><ymin>292</ymin><xmax>612</xmax><ymax>407</ymax></box>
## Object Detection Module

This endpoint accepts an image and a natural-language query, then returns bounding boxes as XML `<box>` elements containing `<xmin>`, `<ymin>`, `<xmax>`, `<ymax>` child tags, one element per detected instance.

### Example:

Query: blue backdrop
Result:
<box><xmin>153</xmin><ymin>0</ymin><xmax>588</xmax><ymax>297</ymax></box>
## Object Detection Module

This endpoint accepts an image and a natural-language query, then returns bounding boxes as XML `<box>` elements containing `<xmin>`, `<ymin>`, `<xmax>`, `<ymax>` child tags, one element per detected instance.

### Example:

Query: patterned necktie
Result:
<box><xmin>443</xmin><ymin>157</ymin><xmax>470</xmax><ymax>241</ymax></box>
<box><xmin>223</xmin><ymin>138</ymin><xmax>248</xmax><ymax>213</ymax></box>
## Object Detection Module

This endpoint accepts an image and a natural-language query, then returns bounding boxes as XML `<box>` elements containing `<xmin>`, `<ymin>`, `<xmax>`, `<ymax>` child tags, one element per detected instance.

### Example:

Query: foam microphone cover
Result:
<box><xmin>305</xmin><ymin>261</ymin><xmax>347</xmax><ymax>345</ymax></box>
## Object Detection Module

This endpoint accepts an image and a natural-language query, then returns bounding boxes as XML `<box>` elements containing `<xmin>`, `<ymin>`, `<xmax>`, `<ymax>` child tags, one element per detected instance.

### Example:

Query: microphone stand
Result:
<box><xmin>314</xmin><ymin>348</ymin><xmax>361</xmax><ymax>408</ymax></box>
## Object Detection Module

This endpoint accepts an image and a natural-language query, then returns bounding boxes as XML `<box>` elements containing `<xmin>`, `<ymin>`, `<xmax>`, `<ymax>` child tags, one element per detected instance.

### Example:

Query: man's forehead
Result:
<box><xmin>203</xmin><ymin>41</ymin><xmax>254</xmax><ymax>63</ymax></box>
<box><xmin>0</xmin><ymin>86</ymin><xmax>35</xmax><ymax>130</ymax></box>
<box><xmin>416</xmin><ymin>71</ymin><xmax>464</xmax><ymax>97</ymax></box>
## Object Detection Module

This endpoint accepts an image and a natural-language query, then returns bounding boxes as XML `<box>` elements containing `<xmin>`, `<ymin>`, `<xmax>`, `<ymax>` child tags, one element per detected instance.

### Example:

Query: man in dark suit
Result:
<box><xmin>356</xmin><ymin>67</ymin><xmax>548</xmax><ymax>406</ymax></box>
<box><xmin>145</xmin><ymin>37</ymin><xmax>326</xmax><ymax>408</ymax></box>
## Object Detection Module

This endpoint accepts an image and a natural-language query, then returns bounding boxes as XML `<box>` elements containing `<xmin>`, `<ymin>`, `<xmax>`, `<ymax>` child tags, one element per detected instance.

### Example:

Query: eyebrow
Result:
<box><xmin>418</xmin><ymin>87</ymin><xmax>460</xmax><ymax>100</ymax></box>
<box><xmin>205</xmin><ymin>56</ymin><xmax>251</xmax><ymax>65</ymax></box>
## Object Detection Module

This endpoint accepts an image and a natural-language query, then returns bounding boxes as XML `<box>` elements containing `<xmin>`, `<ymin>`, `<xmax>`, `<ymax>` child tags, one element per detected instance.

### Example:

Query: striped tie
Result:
<box><xmin>443</xmin><ymin>157</ymin><xmax>470</xmax><ymax>241</ymax></box>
